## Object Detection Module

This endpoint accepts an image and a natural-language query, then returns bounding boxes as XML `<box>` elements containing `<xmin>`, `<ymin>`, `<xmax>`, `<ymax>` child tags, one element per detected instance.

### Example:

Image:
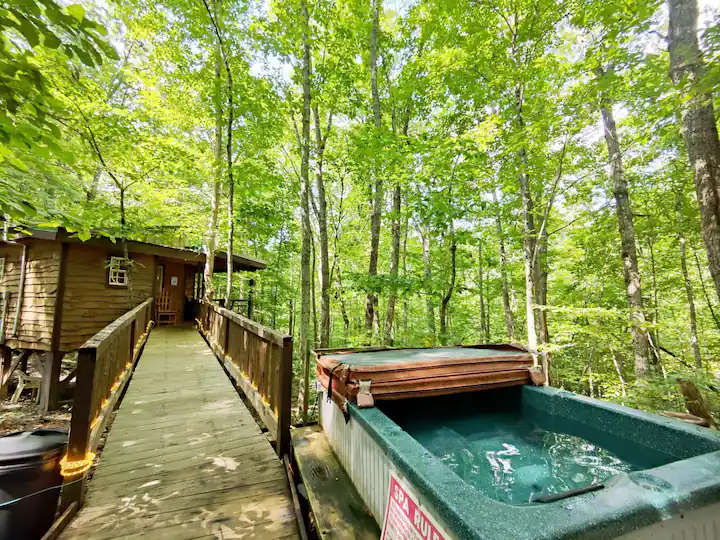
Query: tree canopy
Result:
<box><xmin>2</xmin><ymin>0</ymin><xmax>720</xmax><ymax>422</ymax></box>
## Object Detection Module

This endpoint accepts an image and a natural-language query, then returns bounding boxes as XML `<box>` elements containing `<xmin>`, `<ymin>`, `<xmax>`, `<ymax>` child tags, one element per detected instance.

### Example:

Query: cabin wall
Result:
<box><xmin>60</xmin><ymin>245</ymin><xmax>154</xmax><ymax>352</ymax></box>
<box><xmin>0</xmin><ymin>241</ymin><xmax>61</xmax><ymax>351</ymax></box>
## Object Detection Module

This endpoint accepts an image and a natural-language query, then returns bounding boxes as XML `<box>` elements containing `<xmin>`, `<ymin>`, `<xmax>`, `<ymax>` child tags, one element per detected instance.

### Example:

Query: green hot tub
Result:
<box><xmin>319</xmin><ymin>385</ymin><xmax>720</xmax><ymax>539</ymax></box>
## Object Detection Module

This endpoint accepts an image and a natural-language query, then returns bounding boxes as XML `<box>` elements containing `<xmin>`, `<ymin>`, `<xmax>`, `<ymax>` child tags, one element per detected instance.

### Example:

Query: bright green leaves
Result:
<box><xmin>0</xmin><ymin>0</ymin><xmax>116</xmax><ymax>184</ymax></box>
<box><xmin>65</xmin><ymin>4</ymin><xmax>85</xmax><ymax>22</ymax></box>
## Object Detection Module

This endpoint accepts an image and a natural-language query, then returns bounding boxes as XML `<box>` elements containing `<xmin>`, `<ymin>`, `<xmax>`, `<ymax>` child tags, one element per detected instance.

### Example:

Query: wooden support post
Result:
<box><xmin>40</xmin><ymin>351</ymin><xmax>64</xmax><ymax>412</ymax></box>
<box><xmin>129</xmin><ymin>321</ymin><xmax>136</xmax><ymax>363</ymax></box>
<box><xmin>0</xmin><ymin>346</ymin><xmax>12</xmax><ymax>400</ymax></box>
<box><xmin>42</xmin><ymin>241</ymin><xmax>68</xmax><ymax>413</ymax></box>
<box><xmin>276</xmin><ymin>336</ymin><xmax>293</xmax><ymax>457</ymax></box>
<box><xmin>59</xmin><ymin>348</ymin><xmax>96</xmax><ymax>512</ymax></box>
<box><xmin>20</xmin><ymin>350</ymin><xmax>29</xmax><ymax>373</ymax></box>
<box><xmin>247</xmin><ymin>279</ymin><xmax>255</xmax><ymax>320</ymax></box>
<box><xmin>224</xmin><ymin>316</ymin><xmax>230</xmax><ymax>356</ymax></box>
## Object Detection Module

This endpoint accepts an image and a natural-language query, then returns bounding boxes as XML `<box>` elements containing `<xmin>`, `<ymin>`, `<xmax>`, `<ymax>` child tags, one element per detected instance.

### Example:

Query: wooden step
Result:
<box><xmin>292</xmin><ymin>425</ymin><xmax>380</xmax><ymax>540</ymax></box>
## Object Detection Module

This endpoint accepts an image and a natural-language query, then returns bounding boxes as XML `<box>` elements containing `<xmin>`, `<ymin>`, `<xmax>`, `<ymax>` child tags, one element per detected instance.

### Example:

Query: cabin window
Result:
<box><xmin>108</xmin><ymin>256</ymin><xmax>129</xmax><ymax>287</ymax></box>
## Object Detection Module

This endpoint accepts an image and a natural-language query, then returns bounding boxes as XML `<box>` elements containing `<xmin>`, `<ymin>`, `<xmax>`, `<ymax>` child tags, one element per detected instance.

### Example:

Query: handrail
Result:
<box><xmin>197</xmin><ymin>301</ymin><xmax>293</xmax><ymax>457</ymax></box>
<box><xmin>59</xmin><ymin>297</ymin><xmax>154</xmax><ymax>512</ymax></box>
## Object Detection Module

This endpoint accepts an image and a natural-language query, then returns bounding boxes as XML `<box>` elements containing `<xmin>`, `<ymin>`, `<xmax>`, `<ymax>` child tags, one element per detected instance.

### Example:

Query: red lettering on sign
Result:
<box><xmin>381</xmin><ymin>474</ymin><xmax>450</xmax><ymax>540</ymax></box>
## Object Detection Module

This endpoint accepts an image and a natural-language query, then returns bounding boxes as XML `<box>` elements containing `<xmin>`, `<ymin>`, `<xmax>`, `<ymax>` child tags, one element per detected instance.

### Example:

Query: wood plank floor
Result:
<box><xmin>62</xmin><ymin>325</ymin><xmax>299</xmax><ymax>540</ymax></box>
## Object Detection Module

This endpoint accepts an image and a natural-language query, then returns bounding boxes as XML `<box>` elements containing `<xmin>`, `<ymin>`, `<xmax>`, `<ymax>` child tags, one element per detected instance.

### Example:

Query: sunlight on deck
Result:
<box><xmin>62</xmin><ymin>326</ymin><xmax>298</xmax><ymax>540</ymax></box>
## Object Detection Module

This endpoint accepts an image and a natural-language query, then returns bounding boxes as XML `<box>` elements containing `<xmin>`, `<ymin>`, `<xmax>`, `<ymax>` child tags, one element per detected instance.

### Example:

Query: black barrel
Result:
<box><xmin>0</xmin><ymin>429</ymin><xmax>68</xmax><ymax>540</ymax></box>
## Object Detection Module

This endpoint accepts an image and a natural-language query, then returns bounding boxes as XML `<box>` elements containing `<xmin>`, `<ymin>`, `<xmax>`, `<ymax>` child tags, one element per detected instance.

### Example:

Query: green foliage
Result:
<box><xmin>3</xmin><ymin>0</ymin><xmax>720</xmax><ymax>422</ymax></box>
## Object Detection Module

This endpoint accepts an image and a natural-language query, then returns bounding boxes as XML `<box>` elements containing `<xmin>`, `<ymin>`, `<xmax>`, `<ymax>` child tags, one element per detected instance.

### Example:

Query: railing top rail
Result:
<box><xmin>80</xmin><ymin>297</ymin><xmax>153</xmax><ymax>352</ymax></box>
<box><xmin>204</xmin><ymin>301</ymin><xmax>290</xmax><ymax>346</ymax></box>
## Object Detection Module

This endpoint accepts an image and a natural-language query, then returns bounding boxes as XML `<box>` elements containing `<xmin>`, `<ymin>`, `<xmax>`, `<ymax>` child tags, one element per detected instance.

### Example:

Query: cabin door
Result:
<box><xmin>157</xmin><ymin>261</ymin><xmax>184</xmax><ymax>322</ymax></box>
<box><xmin>156</xmin><ymin>265</ymin><xmax>165</xmax><ymax>295</ymax></box>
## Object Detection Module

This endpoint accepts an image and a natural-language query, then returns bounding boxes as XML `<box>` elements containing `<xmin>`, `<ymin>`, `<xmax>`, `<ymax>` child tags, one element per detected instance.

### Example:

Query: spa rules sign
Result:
<box><xmin>381</xmin><ymin>473</ymin><xmax>451</xmax><ymax>540</ymax></box>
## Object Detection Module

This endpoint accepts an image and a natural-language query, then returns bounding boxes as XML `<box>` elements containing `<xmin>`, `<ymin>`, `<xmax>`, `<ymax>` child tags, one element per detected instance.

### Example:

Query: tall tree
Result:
<box><xmin>202</xmin><ymin>36</ymin><xmax>223</xmax><ymax>302</ymax></box>
<box><xmin>598</xmin><ymin>75</ymin><xmax>652</xmax><ymax>379</ymax></box>
<box><xmin>313</xmin><ymin>106</ymin><xmax>332</xmax><ymax>347</ymax></box>
<box><xmin>383</xmin><ymin>114</ymin><xmax>408</xmax><ymax>345</ymax></box>
<box><xmin>365</xmin><ymin>0</ymin><xmax>383</xmax><ymax>335</ymax></box>
<box><xmin>201</xmin><ymin>0</ymin><xmax>237</xmax><ymax>306</ymax></box>
<box><xmin>383</xmin><ymin>180</ymin><xmax>402</xmax><ymax>345</ymax></box>
<box><xmin>493</xmin><ymin>190</ymin><xmax>515</xmax><ymax>340</ymax></box>
<box><xmin>298</xmin><ymin>0</ymin><xmax>313</xmax><ymax>422</ymax></box>
<box><xmin>439</xmin><ymin>218</ymin><xmax>457</xmax><ymax>344</ymax></box>
<box><xmin>677</xmin><ymin>190</ymin><xmax>703</xmax><ymax>368</ymax></box>
<box><xmin>477</xmin><ymin>240</ymin><xmax>488</xmax><ymax>342</ymax></box>
<box><xmin>668</xmin><ymin>0</ymin><xmax>720</xmax><ymax>303</ymax></box>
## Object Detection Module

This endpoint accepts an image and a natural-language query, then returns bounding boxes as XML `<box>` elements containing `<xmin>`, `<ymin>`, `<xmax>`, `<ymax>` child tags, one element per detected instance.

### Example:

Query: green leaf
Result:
<box><xmin>71</xmin><ymin>45</ymin><xmax>95</xmax><ymax>67</ymax></box>
<box><xmin>78</xmin><ymin>230</ymin><xmax>91</xmax><ymax>242</ymax></box>
<box><xmin>66</xmin><ymin>4</ymin><xmax>85</xmax><ymax>22</ymax></box>
<box><xmin>17</xmin><ymin>18</ymin><xmax>39</xmax><ymax>47</ymax></box>
<box><xmin>43</xmin><ymin>31</ymin><xmax>61</xmax><ymax>49</ymax></box>
<box><xmin>8</xmin><ymin>157</ymin><xmax>28</xmax><ymax>171</ymax></box>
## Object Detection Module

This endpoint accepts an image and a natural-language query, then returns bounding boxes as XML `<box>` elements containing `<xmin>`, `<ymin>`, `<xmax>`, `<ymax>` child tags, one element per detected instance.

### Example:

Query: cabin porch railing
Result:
<box><xmin>197</xmin><ymin>301</ymin><xmax>292</xmax><ymax>458</ymax></box>
<box><xmin>59</xmin><ymin>297</ymin><xmax>155</xmax><ymax>512</ymax></box>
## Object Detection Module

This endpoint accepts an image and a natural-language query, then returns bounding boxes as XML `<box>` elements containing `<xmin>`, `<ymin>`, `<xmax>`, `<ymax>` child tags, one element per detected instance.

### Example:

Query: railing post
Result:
<box><xmin>129</xmin><ymin>321</ymin><xmax>136</xmax><ymax>363</ymax></box>
<box><xmin>224</xmin><ymin>315</ymin><xmax>230</xmax><ymax>357</ymax></box>
<box><xmin>59</xmin><ymin>348</ymin><xmax>96</xmax><ymax>512</ymax></box>
<box><xmin>276</xmin><ymin>336</ymin><xmax>293</xmax><ymax>457</ymax></box>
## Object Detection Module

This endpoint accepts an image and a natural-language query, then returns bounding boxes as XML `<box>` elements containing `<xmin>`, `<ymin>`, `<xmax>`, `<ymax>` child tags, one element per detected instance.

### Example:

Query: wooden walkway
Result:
<box><xmin>63</xmin><ymin>325</ymin><xmax>299</xmax><ymax>540</ymax></box>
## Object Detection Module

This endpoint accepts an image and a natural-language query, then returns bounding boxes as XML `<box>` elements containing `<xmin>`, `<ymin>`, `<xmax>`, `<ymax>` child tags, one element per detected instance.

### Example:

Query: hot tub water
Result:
<box><xmin>401</xmin><ymin>411</ymin><xmax>641</xmax><ymax>505</ymax></box>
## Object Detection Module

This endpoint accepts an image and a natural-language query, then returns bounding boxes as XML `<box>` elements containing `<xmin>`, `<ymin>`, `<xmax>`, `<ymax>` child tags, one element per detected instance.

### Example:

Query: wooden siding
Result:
<box><xmin>0</xmin><ymin>240</ymin><xmax>61</xmax><ymax>350</ymax></box>
<box><xmin>60</xmin><ymin>245</ymin><xmax>154</xmax><ymax>352</ymax></box>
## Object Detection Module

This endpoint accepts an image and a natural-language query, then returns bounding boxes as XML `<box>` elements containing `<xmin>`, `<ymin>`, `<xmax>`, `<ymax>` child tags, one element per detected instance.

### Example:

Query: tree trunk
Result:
<box><xmin>312</xmin><ymin>236</ymin><xmax>319</xmax><ymax>348</ymax></box>
<box><xmin>515</xmin><ymin>87</ymin><xmax>538</xmax><ymax>354</ymax></box>
<box><xmin>224</xmin><ymin>69</ymin><xmax>234</xmax><ymax>306</ymax></box>
<box><xmin>313</xmin><ymin>106</ymin><xmax>332</xmax><ymax>348</ymax></box>
<box><xmin>478</xmin><ymin>241</ymin><xmax>487</xmax><ymax>341</ymax></box>
<box><xmin>202</xmin><ymin>38</ymin><xmax>223</xmax><ymax>301</ymax></box>
<box><xmin>418</xmin><ymin>226</ymin><xmax>436</xmax><ymax>341</ymax></box>
<box><xmin>336</xmin><ymin>266</ymin><xmax>350</xmax><ymax>335</ymax></box>
<box><xmin>226</xmin><ymin>181</ymin><xmax>234</xmax><ymax>305</ymax></box>
<box><xmin>298</xmin><ymin>0</ymin><xmax>313</xmax><ymax>423</ymax></box>
<box><xmin>383</xmin><ymin>184</ymin><xmax>401</xmax><ymax>345</ymax></box>
<box><xmin>365</xmin><ymin>0</ymin><xmax>383</xmax><ymax>335</ymax></box>
<box><xmin>535</xmin><ymin>228</ymin><xmax>549</xmax><ymax>346</ymax></box>
<box><xmin>677</xmin><ymin>192</ymin><xmax>703</xmax><ymax>368</ymax></box>
<box><xmin>202</xmin><ymin>0</ymin><xmax>236</xmax><ymax>307</ymax></box>
<box><xmin>119</xmin><ymin>187</ymin><xmax>126</xmax><ymax>230</ymax></box>
<box><xmin>611</xmin><ymin>349</ymin><xmax>627</xmax><ymax>398</ymax></box>
<box><xmin>647</xmin><ymin>238</ymin><xmax>661</xmax><ymax>365</ymax></box>
<box><xmin>493</xmin><ymin>190</ymin><xmax>514</xmax><ymax>340</ymax></box>
<box><xmin>439</xmin><ymin>221</ymin><xmax>456</xmax><ymax>345</ymax></box>
<box><xmin>86</xmin><ymin>166</ymin><xmax>102</xmax><ymax>202</ymax></box>
<box><xmin>383</xmin><ymin>115</ymin><xmax>407</xmax><ymax>345</ymax></box>
<box><xmin>520</xmin><ymin>164</ymin><xmax>537</xmax><ymax>355</ymax></box>
<box><xmin>599</xmin><ymin>95</ymin><xmax>651</xmax><ymax>379</ymax></box>
<box><xmin>402</xmin><ymin>212</ymin><xmax>409</xmax><ymax>338</ymax></box>
<box><xmin>668</xmin><ymin>0</ymin><xmax>720</xmax><ymax>304</ymax></box>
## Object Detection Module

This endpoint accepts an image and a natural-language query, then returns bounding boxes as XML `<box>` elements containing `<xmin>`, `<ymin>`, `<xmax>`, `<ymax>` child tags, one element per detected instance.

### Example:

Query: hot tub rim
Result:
<box><xmin>345</xmin><ymin>386</ymin><xmax>720</xmax><ymax>540</ymax></box>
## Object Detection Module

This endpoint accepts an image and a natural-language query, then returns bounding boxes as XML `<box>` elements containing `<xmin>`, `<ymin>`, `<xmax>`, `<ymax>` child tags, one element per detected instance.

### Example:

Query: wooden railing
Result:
<box><xmin>197</xmin><ymin>301</ymin><xmax>293</xmax><ymax>457</ymax></box>
<box><xmin>59</xmin><ymin>297</ymin><xmax>154</xmax><ymax>511</ymax></box>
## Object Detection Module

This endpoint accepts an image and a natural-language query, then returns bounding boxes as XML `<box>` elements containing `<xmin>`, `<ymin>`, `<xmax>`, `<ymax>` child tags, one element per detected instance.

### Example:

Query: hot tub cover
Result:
<box><xmin>315</xmin><ymin>345</ymin><xmax>533</xmax><ymax>409</ymax></box>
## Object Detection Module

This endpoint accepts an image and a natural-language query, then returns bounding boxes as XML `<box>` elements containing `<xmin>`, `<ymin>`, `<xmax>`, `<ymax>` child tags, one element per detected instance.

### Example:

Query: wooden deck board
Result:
<box><xmin>62</xmin><ymin>326</ymin><xmax>299</xmax><ymax>540</ymax></box>
<box><xmin>292</xmin><ymin>426</ymin><xmax>380</xmax><ymax>540</ymax></box>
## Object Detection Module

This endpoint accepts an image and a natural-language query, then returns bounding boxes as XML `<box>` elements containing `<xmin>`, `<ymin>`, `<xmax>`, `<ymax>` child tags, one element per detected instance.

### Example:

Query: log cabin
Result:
<box><xmin>0</xmin><ymin>228</ymin><xmax>265</xmax><ymax>410</ymax></box>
